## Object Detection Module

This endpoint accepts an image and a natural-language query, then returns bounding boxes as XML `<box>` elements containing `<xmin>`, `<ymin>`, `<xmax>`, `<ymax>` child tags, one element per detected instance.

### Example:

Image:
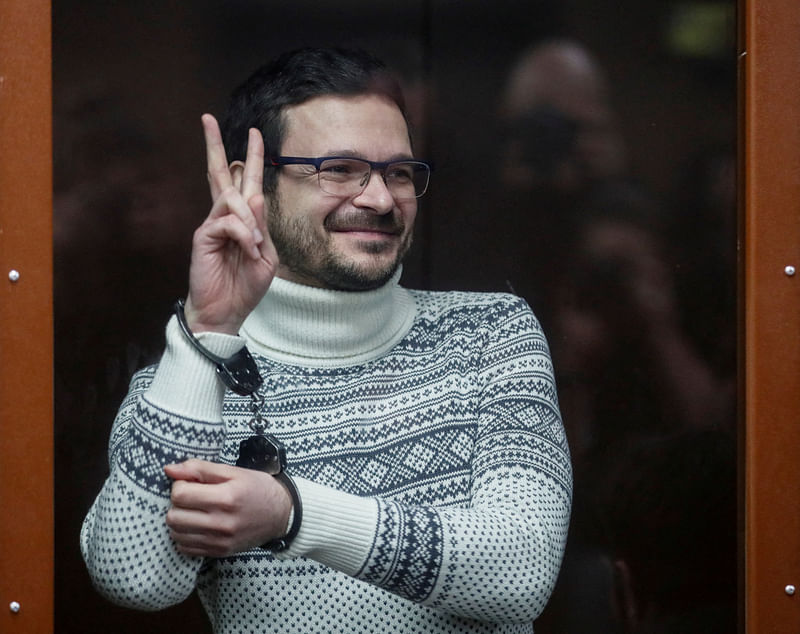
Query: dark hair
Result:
<box><xmin>221</xmin><ymin>47</ymin><xmax>407</xmax><ymax>193</ymax></box>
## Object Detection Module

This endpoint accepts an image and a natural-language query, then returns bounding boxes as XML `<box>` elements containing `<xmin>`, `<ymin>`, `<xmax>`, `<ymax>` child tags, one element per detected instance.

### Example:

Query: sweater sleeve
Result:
<box><xmin>80</xmin><ymin>316</ymin><xmax>244</xmax><ymax>610</ymax></box>
<box><xmin>278</xmin><ymin>300</ymin><xmax>573</xmax><ymax>623</ymax></box>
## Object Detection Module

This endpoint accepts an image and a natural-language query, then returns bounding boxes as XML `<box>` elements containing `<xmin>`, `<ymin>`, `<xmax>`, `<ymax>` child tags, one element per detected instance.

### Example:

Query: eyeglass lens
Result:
<box><xmin>318</xmin><ymin>158</ymin><xmax>429</xmax><ymax>199</ymax></box>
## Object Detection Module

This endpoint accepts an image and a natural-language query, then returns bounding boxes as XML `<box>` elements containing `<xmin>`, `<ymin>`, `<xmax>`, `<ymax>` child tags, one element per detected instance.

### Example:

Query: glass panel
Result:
<box><xmin>54</xmin><ymin>1</ymin><xmax>737</xmax><ymax>631</ymax></box>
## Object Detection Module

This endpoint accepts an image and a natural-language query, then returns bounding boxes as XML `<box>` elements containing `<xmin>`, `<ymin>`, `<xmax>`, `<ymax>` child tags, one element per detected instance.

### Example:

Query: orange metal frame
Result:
<box><xmin>0</xmin><ymin>0</ymin><xmax>54</xmax><ymax>632</ymax></box>
<box><xmin>743</xmin><ymin>0</ymin><xmax>800</xmax><ymax>631</ymax></box>
<box><xmin>1</xmin><ymin>1</ymin><xmax>799</xmax><ymax>632</ymax></box>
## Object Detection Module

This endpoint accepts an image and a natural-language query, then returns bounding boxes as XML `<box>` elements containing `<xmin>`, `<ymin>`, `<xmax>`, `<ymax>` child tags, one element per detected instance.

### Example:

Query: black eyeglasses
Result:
<box><xmin>269</xmin><ymin>156</ymin><xmax>432</xmax><ymax>200</ymax></box>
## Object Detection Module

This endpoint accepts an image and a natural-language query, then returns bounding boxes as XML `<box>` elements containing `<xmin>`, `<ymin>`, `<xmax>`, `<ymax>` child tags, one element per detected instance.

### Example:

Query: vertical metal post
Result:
<box><xmin>0</xmin><ymin>1</ymin><xmax>54</xmax><ymax>632</ymax></box>
<box><xmin>744</xmin><ymin>0</ymin><xmax>800</xmax><ymax>631</ymax></box>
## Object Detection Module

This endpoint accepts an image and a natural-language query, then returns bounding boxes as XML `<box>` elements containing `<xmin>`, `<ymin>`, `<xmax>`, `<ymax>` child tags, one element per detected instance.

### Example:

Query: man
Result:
<box><xmin>81</xmin><ymin>47</ymin><xmax>572</xmax><ymax>633</ymax></box>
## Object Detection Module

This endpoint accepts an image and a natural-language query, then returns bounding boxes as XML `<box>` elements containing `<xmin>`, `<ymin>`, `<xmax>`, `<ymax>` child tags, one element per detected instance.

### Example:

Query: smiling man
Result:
<box><xmin>266</xmin><ymin>94</ymin><xmax>419</xmax><ymax>290</ymax></box>
<box><xmin>81</xmin><ymin>47</ymin><xmax>572</xmax><ymax>634</ymax></box>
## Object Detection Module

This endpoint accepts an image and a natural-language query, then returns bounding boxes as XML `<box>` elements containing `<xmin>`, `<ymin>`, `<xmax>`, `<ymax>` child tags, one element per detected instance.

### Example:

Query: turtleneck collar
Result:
<box><xmin>240</xmin><ymin>268</ymin><xmax>417</xmax><ymax>368</ymax></box>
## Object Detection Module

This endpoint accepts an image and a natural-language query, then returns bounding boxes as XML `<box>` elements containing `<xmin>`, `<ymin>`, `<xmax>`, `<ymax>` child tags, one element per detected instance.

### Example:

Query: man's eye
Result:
<box><xmin>387</xmin><ymin>164</ymin><xmax>414</xmax><ymax>182</ymax></box>
<box><xmin>321</xmin><ymin>160</ymin><xmax>362</xmax><ymax>177</ymax></box>
<box><xmin>323</xmin><ymin>164</ymin><xmax>351</xmax><ymax>174</ymax></box>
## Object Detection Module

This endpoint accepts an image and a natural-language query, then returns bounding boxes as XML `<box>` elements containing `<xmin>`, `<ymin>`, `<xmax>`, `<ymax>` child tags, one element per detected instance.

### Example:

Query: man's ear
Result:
<box><xmin>229</xmin><ymin>160</ymin><xmax>246</xmax><ymax>190</ymax></box>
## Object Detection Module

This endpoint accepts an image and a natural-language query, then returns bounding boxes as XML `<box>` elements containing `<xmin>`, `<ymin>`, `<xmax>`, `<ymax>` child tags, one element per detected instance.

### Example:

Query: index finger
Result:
<box><xmin>202</xmin><ymin>113</ymin><xmax>233</xmax><ymax>201</ymax></box>
<box><xmin>241</xmin><ymin>127</ymin><xmax>265</xmax><ymax>201</ymax></box>
<box><xmin>165</xmin><ymin>458</ymin><xmax>233</xmax><ymax>484</ymax></box>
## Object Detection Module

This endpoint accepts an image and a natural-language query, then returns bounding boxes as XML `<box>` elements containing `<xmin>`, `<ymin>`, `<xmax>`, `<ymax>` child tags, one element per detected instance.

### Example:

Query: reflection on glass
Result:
<box><xmin>490</xmin><ymin>32</ymin><xmax>736</xmax><ymax>634</ymax></box>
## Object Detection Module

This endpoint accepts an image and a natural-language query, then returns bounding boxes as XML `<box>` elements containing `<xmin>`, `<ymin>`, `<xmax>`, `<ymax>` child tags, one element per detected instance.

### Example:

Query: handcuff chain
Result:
<box><xmin>248</xmin><ymin>390</ymin><xmax>267</xmax><ymax>435</ymax></box>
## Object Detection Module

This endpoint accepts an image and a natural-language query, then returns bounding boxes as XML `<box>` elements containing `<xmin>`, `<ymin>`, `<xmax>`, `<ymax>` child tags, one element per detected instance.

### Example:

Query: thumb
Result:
<box><xmin>164</xmin><ymin>458</ymin><xmax>234</xmax><ymax>484</ymax></box>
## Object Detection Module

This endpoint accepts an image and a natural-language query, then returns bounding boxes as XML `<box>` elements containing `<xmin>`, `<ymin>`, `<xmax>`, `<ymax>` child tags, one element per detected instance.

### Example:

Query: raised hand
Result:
<box><xmin>164</xmin><ymin>459</ymin><xmax>292</xmax><ymax>558</ymax></box>
<box><xmin>184</xmin><ymin>114</ymin><xmax>279</xmax><ymax>335</ymax></box>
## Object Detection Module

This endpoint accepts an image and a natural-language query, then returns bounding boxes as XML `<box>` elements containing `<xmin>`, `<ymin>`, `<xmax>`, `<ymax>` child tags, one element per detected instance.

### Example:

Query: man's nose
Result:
<box><xmin>353</xmin><ymin>170</ymin><xmax>395</xmax><ymax>214</ymax></box>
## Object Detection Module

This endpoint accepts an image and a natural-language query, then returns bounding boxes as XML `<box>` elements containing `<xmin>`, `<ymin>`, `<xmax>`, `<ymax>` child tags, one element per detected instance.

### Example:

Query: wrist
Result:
<box><xmin>183</xmin><ymin>298</ymin><xmax>243</xmax><ymax>336</ymax></box>
<box><xmin>269</xmin><ymin>478</ymin><xmax>376</xmax><ymax>572</ymax></box>
<box><xmin>146</xmin><ymin>316</ymin><xmax>243</xmax><ymax>419</ymax></box>
<box><xmin>262</xmin><ymin>472</ymin><xmax>302</xmax><ymax>552</ymax></box>
<box><xmin>174</xmin><ymin>299</ymin><xmax>263</xmax><ymax>396</ymax></box>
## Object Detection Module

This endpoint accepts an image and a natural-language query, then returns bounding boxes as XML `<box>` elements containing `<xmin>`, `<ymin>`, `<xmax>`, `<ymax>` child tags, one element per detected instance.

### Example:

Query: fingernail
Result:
<box><xmin>253</xmin><ymin>228</ymin><xmax>264</xmax><ymax>244</ymax></box>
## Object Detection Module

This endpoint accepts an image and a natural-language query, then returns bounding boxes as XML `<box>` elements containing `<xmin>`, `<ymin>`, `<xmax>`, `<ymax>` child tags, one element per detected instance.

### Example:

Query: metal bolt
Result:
<box><xmin>9</xmin><ymin>601</ymin><xmax>20</xmax><ymax>613</ymax></box>
<box><xmin>8</xmin><ymin>269</ymin><xmax>20</xmax><ymax>282</ymax></box>
<box><xmin>785</xmin><ymin>585</ymin><xmax>796</xmax><ymax>596</ymax></box>
<box><xmin>785</xmin><ymin>265</ymin><xmax>796</xmax><ymax>277</ymax></box>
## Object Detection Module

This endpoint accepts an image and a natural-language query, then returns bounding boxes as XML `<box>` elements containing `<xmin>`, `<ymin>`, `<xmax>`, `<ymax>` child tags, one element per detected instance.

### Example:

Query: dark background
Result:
<box><xmin>54</xmin><ymin>1</ymin><xmax>738</xmax><ymax>631</ymax></box>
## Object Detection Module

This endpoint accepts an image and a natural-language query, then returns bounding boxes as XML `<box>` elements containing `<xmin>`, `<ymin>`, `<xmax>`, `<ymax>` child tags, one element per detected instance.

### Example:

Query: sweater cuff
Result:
<box><xmin>274</xmin><ymin>477</ymin><xmax>378</xmax><ymax>576</ymax></box>
<box><xmin>146</xmin><ymin>315</ymin><xmax>246</xmax><ymax>420</ymax></box>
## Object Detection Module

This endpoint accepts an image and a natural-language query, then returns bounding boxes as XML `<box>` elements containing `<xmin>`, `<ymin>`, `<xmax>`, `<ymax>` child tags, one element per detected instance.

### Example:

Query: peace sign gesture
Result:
<box><xmin>183</xmin><ymin>114</ymin><xmax>279</xmax><ymax>335</ymax></box>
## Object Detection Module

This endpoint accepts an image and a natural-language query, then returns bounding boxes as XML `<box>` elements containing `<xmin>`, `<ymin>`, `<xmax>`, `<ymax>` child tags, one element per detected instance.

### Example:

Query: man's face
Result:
<box><xmin>267</xmin><ymin>94</ymin><xmax>417</xmax><ymax>291</ymax></box>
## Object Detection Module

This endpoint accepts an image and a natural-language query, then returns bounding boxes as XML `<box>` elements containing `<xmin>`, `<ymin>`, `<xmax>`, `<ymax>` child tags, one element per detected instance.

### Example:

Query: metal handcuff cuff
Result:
<box><xmin>174</xmin><ymin>299</ymin><xmax>302</xmax><ymax>552</ymax></box>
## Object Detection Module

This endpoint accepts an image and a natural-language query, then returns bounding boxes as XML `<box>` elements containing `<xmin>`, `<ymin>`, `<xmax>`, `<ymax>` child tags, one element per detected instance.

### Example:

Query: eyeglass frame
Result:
<box><xmin>268</xmin><ymin>155</ymin><xmax>432</xmax><ymax>199</ymax></box>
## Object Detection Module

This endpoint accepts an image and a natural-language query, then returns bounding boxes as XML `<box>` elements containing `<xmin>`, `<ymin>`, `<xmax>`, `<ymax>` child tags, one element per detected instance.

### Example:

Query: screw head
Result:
<box><xmin>8</xmin><ymin>269</ymin><xmax>20</xmax><ymax>282</ymax></box>
<box><xmin>9</xmin><ymin>601</ymin><xmax>20</xmax><ymax>613</ymax></box>
<box><xmin>786</xmin><ymin>585</ymin><xmax>796</xmax><ymax>596</ymax></box>
<box><xmin>785</xmin><ymin>266</ymin><xmax>796</xmax><ymax>277</ymax></box>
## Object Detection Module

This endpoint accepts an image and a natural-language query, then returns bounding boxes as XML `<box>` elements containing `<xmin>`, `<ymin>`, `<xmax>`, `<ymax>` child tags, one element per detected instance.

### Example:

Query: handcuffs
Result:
<box><xmin>174</xmin><ymin>299</ymin><xmax>302</xmax><ymax>551</ymax></box>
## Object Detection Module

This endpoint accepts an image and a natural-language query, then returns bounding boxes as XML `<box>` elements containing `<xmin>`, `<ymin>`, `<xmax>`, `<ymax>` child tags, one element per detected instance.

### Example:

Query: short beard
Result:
<box><xmin>268</xmin><ymin>196</ymin><xmax>412</xmax><ymax>291</ymax></box>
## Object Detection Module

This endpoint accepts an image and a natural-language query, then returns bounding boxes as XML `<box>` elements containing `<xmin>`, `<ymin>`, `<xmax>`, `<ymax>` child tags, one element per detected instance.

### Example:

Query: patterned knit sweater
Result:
<box><xmin>81</xmin><ymin>271</ymin><xmax>572</xmax><ymax>633</ymax></box>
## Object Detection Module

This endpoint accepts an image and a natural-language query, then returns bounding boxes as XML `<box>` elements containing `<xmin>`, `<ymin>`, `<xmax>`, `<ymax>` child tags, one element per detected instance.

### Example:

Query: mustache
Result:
<box><xmin>324</xmin><ymin>211</ymin><xmax>404</xmax><ymax>234</ymax></box>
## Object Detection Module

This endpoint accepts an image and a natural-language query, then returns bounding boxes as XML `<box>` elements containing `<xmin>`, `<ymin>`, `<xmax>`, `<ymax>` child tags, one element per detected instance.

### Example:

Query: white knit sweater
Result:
<box><xmin>81</xmin><ymin>271</ymin><xmax>572</xmax><ymax>633</ymax></box>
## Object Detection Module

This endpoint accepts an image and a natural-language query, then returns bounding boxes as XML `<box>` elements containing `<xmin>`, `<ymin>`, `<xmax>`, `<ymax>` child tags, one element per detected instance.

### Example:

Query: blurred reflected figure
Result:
<box><xmin>495</xmin><ymin>40</ymin><xmax>737</xmax><ymax>633</ymax></box>
<box><xmin>494</xmin><ymin>39</ymin><xmax>734</xmax><ymax>462</ymax></box>
<box><xmin>490</xmin><ymin>39</ymin><xmax>629</xmax><ymax>336</ymax></box>
<box><xmin>498</xmin><ymin>38</ymin><xmax>626</xmax><ymax>193</ymax></box>
<box><xmin>552</xmin><ymin>193</ymin><xmax>735</xmax><ymax>460</ymax></box>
